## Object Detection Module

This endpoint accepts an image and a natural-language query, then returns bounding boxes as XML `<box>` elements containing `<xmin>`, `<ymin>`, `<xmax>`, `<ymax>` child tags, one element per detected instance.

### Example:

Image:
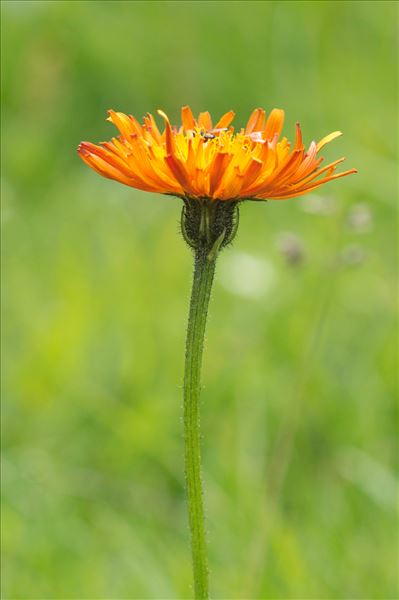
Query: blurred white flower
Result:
<box><xmin>340</xmin><ymin>244</ymin><xmax>367</xmax><ymax>266</ymax></box>
<box><xmin>347</xmin><ymin>203</ymin><xmax>373</xmax><ymax>233</ymax></box>
<box><xmin>218</xmin><ymin>250</ymin><xmax>276</xmax><ymax>299</ymax></box>
<box><xmin>300</xmin><ymin>194</ymin><xmax>337</xmax><ymax>216</ymax></box>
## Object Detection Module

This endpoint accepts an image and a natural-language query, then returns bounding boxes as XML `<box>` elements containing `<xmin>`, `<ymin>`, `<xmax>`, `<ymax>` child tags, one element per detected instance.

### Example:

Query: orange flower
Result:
<box><xmin>78</xmin><ymin>106</ymin><xmax>356</xmax><ymax>201</ymax></box>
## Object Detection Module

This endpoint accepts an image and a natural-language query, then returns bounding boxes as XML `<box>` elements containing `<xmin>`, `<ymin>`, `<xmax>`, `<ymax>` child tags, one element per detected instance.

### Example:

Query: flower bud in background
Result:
<box><xmin>276</xmin><ymin>231</ymin><xmax>305</xmax><ymax>267</ymax></box>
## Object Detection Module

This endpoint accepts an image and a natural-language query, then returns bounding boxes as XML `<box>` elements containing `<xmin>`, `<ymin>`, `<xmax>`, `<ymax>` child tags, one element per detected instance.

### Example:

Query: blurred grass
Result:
<box><xmin>1</xmin><ymin>1</ymin><xmax>397</xmax><ymax>598</ymax></box>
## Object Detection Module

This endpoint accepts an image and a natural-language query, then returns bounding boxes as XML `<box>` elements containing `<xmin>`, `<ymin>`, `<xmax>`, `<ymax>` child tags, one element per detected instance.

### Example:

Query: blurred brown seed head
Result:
<box><xmin>276</xmin><ymin>231</ymin><xmax>305</xmax><ymax>267</ymax></box>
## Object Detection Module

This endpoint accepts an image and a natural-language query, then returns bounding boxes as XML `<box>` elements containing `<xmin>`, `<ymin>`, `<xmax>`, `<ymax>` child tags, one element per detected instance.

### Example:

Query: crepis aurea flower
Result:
<box><xmin>78</xmin><ymin>105</ymin><xmax>356</xmax><ymax>203</ymax></box>
<box><xmin>77</xmin><ymin>106</ymin><xmax>356</xmax><ymax>599</ymax></box>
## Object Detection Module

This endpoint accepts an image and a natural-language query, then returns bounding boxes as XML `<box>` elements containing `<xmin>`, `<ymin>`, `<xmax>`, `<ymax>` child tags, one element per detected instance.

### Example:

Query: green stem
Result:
<box><xmin>184</xmin><ymin>247</ymin><xmax>217</xmax><ymax>599</ymax></box>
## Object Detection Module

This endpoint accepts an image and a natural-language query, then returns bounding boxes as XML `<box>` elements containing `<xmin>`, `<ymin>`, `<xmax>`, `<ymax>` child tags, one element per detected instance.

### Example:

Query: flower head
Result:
<box><xmin>78</xmin><ymin>106</ymin><xmax>356</xmax><ymax>202</ymax></box>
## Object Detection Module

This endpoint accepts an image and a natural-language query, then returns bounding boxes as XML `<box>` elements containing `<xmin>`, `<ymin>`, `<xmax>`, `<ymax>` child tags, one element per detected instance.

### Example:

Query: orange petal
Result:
<box><xmin>294</xmin><ymin>122</ymin><xmax>303</xmax><ymax>150</ymax></box>
<box><xmin>245</xmin><ymin>108</ymin><xmax>264</xmax><ymax>134</ymax></box>
<box><xmin>209</xmin><ymin>152</ymin><xmax>233</xmax><ymax>196</ymax></box>
<box><xmin>164</xmin><ymin>154</ymin><xmax>196</xmax><ymax>195</ymax></box>
<box><xmin>293</xmin><ymin>141</ymin><xmax>318</xmax><ymax>180</ymax></box>
<box><xmin>181</xmin><ymin>106</ymin><xmax>196</xmax><ymax>130</ymax></box>
<box><xmin>263</xmin><ymin>109</ymin><xmax>285</xmax><ymax>140</ymax></box>
<box><xmin>107</xmin><ymin>110</ymin><xmax>136</xmax><ymax>139</ymax></box>
<box><xmin>316</xmin><ymin>131</ymin><xmax>342</xmax><ymax>152</ymax></box>
<box><xmin>293</xmin><ymin>157</ymin><xmax>346</xmax><ymax>188</ymax></box>
<box><xmin>144</xmin><ymin>112</ymin><xmax>162</xmax><ymax>143</ymax></box>
<box><xmin>214</xmin><ymin>110</ymin><xmax>236</xmax><ymax>129</ymax></box>
<box><xmin>78</xmin><ymin>144</ymin><xmax>152</xmax><ymax>189</ymax></box>
<box><xmin>80</xmin><ymin>142</ymin><xmax>133</xmax><ymax>178</ymax></box>
<box><xmin>239</xmin><ymin>158</ymin><xmax>264</xmax><ymax>195</ymax></box>
<box><xmin>198</xmin><ymin>111</ymin><xmax>212</xmax><ymax>130</ymax></box>
<box><xmin>265</xmin><ymin>169</ymin><xmax>357</xmax><ymax>200</ymax></box>
<box><xmin>157</xmin><ymin>110</ymin><xmax>175</xmax><ymax>155</ymax></box>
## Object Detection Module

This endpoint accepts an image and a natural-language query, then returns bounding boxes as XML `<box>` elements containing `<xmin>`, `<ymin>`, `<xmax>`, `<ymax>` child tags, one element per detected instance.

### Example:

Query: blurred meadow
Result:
<box><xmin>1</xmin><ymin>1</ymin><xmax>398</xmax><ymax>598</ymax></box>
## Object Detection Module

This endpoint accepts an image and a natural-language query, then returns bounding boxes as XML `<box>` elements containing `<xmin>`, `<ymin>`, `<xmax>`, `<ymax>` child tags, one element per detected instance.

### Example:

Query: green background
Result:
<box><xmin>1</xmin><ymin>1</ymin><xmax>397</xmax><ymax>598</ymax></box>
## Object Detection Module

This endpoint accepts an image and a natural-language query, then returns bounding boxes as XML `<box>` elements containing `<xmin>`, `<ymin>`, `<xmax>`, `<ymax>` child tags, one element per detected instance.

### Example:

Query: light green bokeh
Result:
<box><xmin>1</xmin><ymin>1</ymin><xmax>397</xmax><ymax>598</ymax></box>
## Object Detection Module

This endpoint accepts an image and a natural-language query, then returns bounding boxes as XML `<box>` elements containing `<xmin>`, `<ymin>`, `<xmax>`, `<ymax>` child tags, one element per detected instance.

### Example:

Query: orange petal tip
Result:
<box><xmin>157</xmin><ymin>109</ymin><xmax>169</xmax><ymax>122</ymax></box>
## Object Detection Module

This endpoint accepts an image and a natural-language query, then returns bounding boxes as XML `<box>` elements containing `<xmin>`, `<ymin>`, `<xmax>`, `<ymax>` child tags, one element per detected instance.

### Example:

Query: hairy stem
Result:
<box><xmin>183</xmin><ymin>247</ymin><xmax>217</xmax><ymax>599</ymax></box>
